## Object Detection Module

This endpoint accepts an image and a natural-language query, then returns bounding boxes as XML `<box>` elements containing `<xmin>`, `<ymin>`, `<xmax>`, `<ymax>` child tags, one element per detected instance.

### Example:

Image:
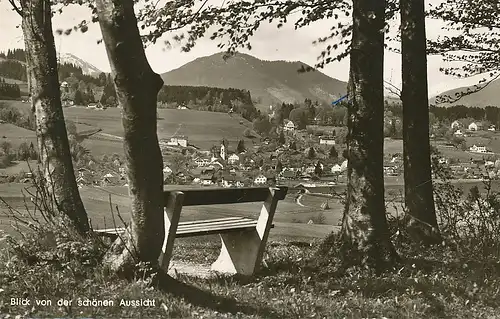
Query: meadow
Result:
<box><xmin>0</xmin><ymin>100</ymin><xmax>257</xmax><ymax>155</ymax></box>
<box><xmin>0</xmin><ymin>183</ymin><xmax>336</xmax><ymax>240</ymax></box>
<box><xmin>0</xmin><ymin>123</ymin><xmax>36</xmax><ymax>147</ymax></box>
<box><xmin>62</xmin><ymin>106</ymin><xmax>256</xmax><ymax>154</ymax></box>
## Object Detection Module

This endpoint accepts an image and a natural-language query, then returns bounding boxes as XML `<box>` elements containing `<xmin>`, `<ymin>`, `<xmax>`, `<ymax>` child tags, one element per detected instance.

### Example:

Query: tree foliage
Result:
<box><xmin>428</xmin><ymin>0</ymin><xmax>500</xmax><ymax>103</ymax></box>
<box><xmin>0</xmin><ymin>79</ymin><xmax>21</xmax><ymax>99</ymax></box>
<box><xmin>0</xmin><ymin>60</ymin><xmax>28</xmax><ymax>81</ymax></box>
<box><xmin>158</xmin><ymin>85</ymin><xmax>258</xmax><ymax>120</ymax></box>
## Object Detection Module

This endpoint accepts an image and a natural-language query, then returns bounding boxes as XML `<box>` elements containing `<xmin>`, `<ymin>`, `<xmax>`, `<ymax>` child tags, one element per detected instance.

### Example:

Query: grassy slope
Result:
<box><xmin>0</xmin><ymin>183</ymin><xmax>336</xmax><ymax>239</ymax></box>
<box><xmin>0</xmin><ymin>123</ymin><xmax>36</xmax><ymax>147</ymax></box>
<box><xmin>2</xmin><ymin>100</ymin><xmax>258</xmax><ymax>155</ymax></box>
<box><xmin>0</xmin><ymin>77</ymin><xmax>29</xmax><ymax>96</ymax></box>
<box><xmin>63</xmin><ymin>107</ymin><xmax>256</xmax><ymax>154</ymax></box>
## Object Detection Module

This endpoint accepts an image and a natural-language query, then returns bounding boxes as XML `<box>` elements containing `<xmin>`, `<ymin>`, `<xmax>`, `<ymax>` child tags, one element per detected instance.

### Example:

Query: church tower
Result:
<box><xmin>220</xmin><ymin>139</ymin><xmax>227</xmax><ymax>161</ymax></box>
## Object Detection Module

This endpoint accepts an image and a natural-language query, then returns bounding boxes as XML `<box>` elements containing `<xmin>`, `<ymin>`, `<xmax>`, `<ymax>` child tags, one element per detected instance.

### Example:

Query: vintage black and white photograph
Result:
<box><xmin>0</xmin><ymin>0</ymin><xmax>499</xmax><ymax>317</ymax></box>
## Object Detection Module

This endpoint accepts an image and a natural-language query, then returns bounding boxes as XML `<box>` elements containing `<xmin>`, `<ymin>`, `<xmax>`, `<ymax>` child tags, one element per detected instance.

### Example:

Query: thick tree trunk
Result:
<box><xmin>21</xmin><ymin>0</ymin><xmax>89</xmax><ymax>234</ymax></box>
<box><xmin>96</xmin><ymin>0</ymin><xmax>165</xmax><ymax>275</ymax></box>
<box><xmin>340</xmin><ymin>0</ymin><xmax>398</xmax><ymax>271</ymax></box>
<box><xmin>400</xmin><ymin>0</ymin><xmax>441</xmax><ymax>244</ymax></box>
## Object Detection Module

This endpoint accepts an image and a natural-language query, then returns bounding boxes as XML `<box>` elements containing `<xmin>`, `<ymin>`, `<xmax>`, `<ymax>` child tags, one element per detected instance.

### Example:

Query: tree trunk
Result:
<box><xmin>96</xmin><ymin>0</ymin><xmax>165</xmax><ymax>276</ymax></box>
<box><xmin>21</xmin><ymin>0</ymin><xmax>89</xmax><ymax>234</ymax></box>
<box><xmin>340</xmin><ymin>0</ymin><xmax>398</xmax><ymax>271</ymax></box>
<box><xmin>400</xmin><ymin>0</ymin><xmax>441</xmax><ymax>244</ymax></box>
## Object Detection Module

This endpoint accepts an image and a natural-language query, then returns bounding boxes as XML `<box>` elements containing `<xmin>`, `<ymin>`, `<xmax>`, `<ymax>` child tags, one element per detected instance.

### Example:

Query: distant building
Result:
<box><xmin>60</xmin><ymin>81</ymin><xmax>70</xmax><ymax>92</ymax></box>
<box><xmin>281</xmin><ymin>170</ymin><xmax>297</xmax><ymax>179</ymax></box>
<box><xmin>166</xmin><ymin>136</ymin><xmax>188</xmax><ymax>147</ymax></box>
<box><xmin>340</xmin><ymin>160</ymin><xmax>348</xmax><ymax>172</ymax></box>
<box><xmin>195</xmin><ymin>158</ymin><xmax>211</xmax><ymax>167</ymax></box>
<box><xmin>489</xmin><ymin>125</ymin><xmax>496</xmax><ymax>131</ymax></box>
<box><xmin>62</xmin><ymin>100</ymin><xmax>74</xmax><ymax>107</ymax></box>
<box><xmin>454</xmin><ymin>129</ymin><xmax>464</xmax><ymax>137</ymax></box>
<box><xmin>305</xmin><ymin>166</ymin><xmax>316</xmax><ymax>174</ymax></box>
<box><xmin>319</xmin><ymin>136</ymin><xmax>336</xmax><ymax>145</ymax></box>
<box><xmin>254</xmin><ymin>174</ymin><xmax>267</xmax><ymax>185</ymax></box>
<box><xmin>163</xmin><ymin>166</ymin><xmax>173</xmax><ymax>175</ymax></box>
<box><xmin>220</xmin><ymin>139</ymin><xmax>227</xmax><ymax>161</ymax></box>
<box><xmin>228</xmin><ymin>153</ymin><xmax>240</xmax><ymax>164</ymax></box>
<box><xmin>469</xmin><ymin>144</ymin><xmax>487</xmax><ymax>153</ymax></box>
<box><xmin>283</xmin><ymin>120</ymin><xmax>295</xmax><ymax>132</ymax></box>
<box><xmin>438</xmin><ymin>157</ymin><xmax>449</xmax><ymax>164</ymax></box>
<box><xmin>468</xmin><ymin>122</ymin><xmax>483</xmax><ymax>131</ymax></box>
<box><xmin>451</xmin><ymin>120</ymin><xmax>461</xmax><ymax>129</ymax></box>
<box><xmin>331</xmin><ymin>164</ymin><xmax>342</xmax><ymax>174</ymax></box>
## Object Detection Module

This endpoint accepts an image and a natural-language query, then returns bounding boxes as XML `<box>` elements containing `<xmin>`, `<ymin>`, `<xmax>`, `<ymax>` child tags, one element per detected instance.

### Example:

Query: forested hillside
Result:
<box><xmin>158</xmin><ymin>85</ymin><xmax>259</xmax><ymax>121</ymax></box>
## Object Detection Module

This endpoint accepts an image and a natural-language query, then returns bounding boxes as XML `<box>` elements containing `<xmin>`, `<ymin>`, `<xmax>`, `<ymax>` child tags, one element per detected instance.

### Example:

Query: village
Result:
<box><xmin>71</xmin><ymin>121</ymin><xmax>352</xmax><ymax>190</ymax></box>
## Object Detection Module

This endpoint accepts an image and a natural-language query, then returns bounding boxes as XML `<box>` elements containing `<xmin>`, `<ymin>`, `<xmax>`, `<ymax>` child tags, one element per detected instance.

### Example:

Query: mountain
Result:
<box><xmin>58</xmin><ymin>53</ymin><xmax>102</xmax><ymax>77</ymax></box>
<box><xmin>160</xmin><ymin>52</ymin><xmax>347</xmax><ymax>110</ymax></box>
<box><xmin>430</xmin><ymin>79</ymin><xmax>500</xmax><ymax>108</ymax></box>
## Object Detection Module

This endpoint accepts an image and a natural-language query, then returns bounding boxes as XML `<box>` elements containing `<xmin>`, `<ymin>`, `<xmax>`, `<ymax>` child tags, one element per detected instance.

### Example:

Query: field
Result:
<box><xmin>0</xmin><ymin>183</ymin><xmax>337</xmax><ymax>240</ymax></box>
<box><xmin>62</xmin><ymin>107</ymin><xmax>256</xmax><ymax>149</ymax></box>
<box><xmin>3</xmin><ymin>176</ymin><xmax>494</xmax><ymax>240</ymax></box>
<box><xmin>1</xmin><ymin>100</ymin><xmax>258</xmax><ymax>155</ymax></box>
<box><xmin>7</xmin><ymin>98</ymin><xmax>500</xmax><ymax>159</ymax></box>
<box><xmin>0</xmin><ymin>123</ymin><xmax>36</xmax><ymax>147</ymax></box>
<box><xmin>1</xmin><ymin>78</ymin><xmax>29</xmax><ymax>96</ymax></box>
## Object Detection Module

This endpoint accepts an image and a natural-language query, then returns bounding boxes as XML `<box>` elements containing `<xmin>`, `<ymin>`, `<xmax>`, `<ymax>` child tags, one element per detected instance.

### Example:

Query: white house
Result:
<box><xmin>468</xmin><ymin>122</ymin><xmax>483</xmax><ymax>131</ymax></box>
<box><xmin>438</xmin><ymin>157</ymin><xmax>449</xmax><ymax>164</ymax></box>
<box><xmin>331</xmin><ymin>164</ymin><xmax>342</xmax><ymax>174</ymax></box>
<box><xmin>469</xmin><ymin>144</ymin><xmax>487</xmax><ymax>153</ymax></box>
<box><xmin>305</xmin><ymin>166</ymin><xmax>316</xmax><ymax>174</ymax></box>
<box><xmin>319</xmin><ymin>137</ymin><xmax>336</xmax><ymax>145</ymax></box>
<box><xmin>166</xmin><ymin>136</ymin><xmax>188</xmax><ymax>147</ymax></box>
<box><xmin>163</xmin><ymin>166</ymin><xmax>173</xmax><ymax>175</ymax></box>
<box><xmin>340</xmin><ymin>160</ymin><xmax>348</xmax><ymax>172</ymax></box>
<box><xmin>228</xmin><ymin>153</ymin><xmax>240</xmax><ymax>164</ymax></box>
<box><xmin>283</xmin><ymin>120</ymin><xmax>295</xmax><ymax>132</ymax></box>
<box><xmin>195</xmin><ymin>158</ymin><xmax>211</xmax><ymax>167</ymax></box>
<box><xmin>62</xmin><ymin>100</ymin><xmax>74</xmax><ymax>107</ymax></box>
<box><xmin>489</xmin><ymin>125</ymin><xmax>496</xmax><ymax>131</ymax></box>
<box><xmin>451</xmin><ymin>120</ymin><xmax>461</xmax><ymax>129</ymax></box>
<box><xmin>60</xmin><ymin>81</ymin><xmax>70</xmax><ymax>90</ymax></box>
<box><xmin>254</xmin><ymin>174</ymin><xmax>267</xmax><ymax>185</ymax></box>
<box><xmin>454</xmin><ymin>129</ymin><xmax>464</xmax><ymax>137</ymax></box>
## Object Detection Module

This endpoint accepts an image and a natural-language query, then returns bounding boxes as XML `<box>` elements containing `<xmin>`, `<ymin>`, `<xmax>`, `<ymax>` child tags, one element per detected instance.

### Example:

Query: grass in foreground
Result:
<box><xmin>1</xmin><ymin>232</ymin><xmax>499</xmax><ymax>319</ymax></box>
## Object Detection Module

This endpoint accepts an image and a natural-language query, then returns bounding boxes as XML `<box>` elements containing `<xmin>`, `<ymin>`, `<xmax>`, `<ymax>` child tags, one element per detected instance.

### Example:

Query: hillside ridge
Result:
<box><xmin>161</xmin><ymin>52</ymin><xmax>348</xmax><ymax>110</ymax></box>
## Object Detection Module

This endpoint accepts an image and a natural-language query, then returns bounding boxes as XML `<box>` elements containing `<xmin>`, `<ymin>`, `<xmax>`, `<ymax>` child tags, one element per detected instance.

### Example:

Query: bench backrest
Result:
<box><xmin>163</xmin><ymin>186</ymin><xmax>288</xmax><ymax>207</ymax></box>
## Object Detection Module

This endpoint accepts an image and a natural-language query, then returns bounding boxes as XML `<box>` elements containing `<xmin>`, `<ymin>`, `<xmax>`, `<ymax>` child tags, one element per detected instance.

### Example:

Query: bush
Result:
<box><xmin>0</xmin><ymin>102</ymin><xmax>35</xmax><ymax>130</ymax></box>
<box><xmin>0</xmin><ymin>154</ymin><xmax>12</xmax><ymax>168</ymax></box>
<box><xmin>311</xmin><ymin>212</ymin><xmax>326</xmax><ymax>224</ymax></box>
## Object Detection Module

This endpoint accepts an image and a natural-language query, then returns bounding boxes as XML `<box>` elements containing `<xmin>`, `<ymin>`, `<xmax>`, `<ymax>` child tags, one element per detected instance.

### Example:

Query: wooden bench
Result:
<box><xmin>95</xmin><ymin>186</ymin><xmax>288</xmax><ymax>276</ymax></box>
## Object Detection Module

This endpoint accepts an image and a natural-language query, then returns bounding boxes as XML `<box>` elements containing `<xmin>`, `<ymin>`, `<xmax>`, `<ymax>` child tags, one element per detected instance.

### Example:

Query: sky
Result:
<box><xmin>0</xmin><ymin>0</ymin><xmax>487</xmax><ymax>96</ymax></box>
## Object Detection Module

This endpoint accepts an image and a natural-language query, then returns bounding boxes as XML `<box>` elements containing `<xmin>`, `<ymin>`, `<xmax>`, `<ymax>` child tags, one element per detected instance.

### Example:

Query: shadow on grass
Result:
<box><xmin>155</xmin><ymin>272</ymin><xmax>284</xmax><ymax>318</ymax></box>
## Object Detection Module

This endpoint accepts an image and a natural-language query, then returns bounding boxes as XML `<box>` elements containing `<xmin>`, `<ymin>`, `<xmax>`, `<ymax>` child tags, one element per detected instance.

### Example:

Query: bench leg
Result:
<box><xmin>211</xmin><ymin>230</ymin><xmax>261</xmax><ymax>275</ymax></box>
<box><xmin>211</xmin><ymin>187</ymin><xmax>280</xmax><ymax>276</ymax></box>
<box><xmin>158</xmin><ymin>191</ymin><xmax>184</xmax><ymax>271</ymax></box>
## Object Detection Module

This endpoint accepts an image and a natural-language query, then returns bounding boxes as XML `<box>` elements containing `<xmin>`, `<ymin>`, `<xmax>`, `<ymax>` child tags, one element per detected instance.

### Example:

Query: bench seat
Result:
<box><xmin>95</xmin><ymin>216</ymin><xmax>274</xmax><ymax>239</ymax></box>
